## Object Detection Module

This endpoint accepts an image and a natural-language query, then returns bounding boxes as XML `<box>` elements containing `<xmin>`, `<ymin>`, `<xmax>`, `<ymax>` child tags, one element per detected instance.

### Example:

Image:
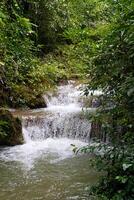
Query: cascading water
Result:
<box><xmin>23</xmin><ymin>113</ymin><xmax>91</xmax><ymax>142</ymax></box>
<box><xmin>22</xmin><ymin>81</ymin><xmax>92</xmax><ymax>143</ymax></box>
<box><xmin>0</xmin><ymin>81</ymin><xmax>99</xmax><ymax>200</ymax></box>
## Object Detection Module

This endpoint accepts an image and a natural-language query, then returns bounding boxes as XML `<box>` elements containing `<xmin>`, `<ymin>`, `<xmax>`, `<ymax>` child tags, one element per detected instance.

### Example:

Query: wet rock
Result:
<box><xmin>90</xmin><ymin>121</ymin><xmax>108</xmax><ymax>142</ymax></box>
<box><xmin>27</xmin><ymin>95</ymin><xmax>47</xmax><ymax>109</ymax></box>
<box><xmin>0</xmin><ymin>109</ymin><xmax>24</xmax><ymax>146</ymax></box>
<box><xmin>91</xmin><ymin>98</ymin><xmax>101</xmax><ymax>108</ymax></box>
<box><xmin>58</xmin><ymin>79</ymin><xmax>68</xmax><ymax>85</ymax></box>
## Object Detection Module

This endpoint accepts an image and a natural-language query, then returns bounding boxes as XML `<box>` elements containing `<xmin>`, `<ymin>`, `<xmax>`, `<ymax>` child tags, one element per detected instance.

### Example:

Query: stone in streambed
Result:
<box><xmin>26</xmin><ymin>95</ymin><xmax>47</xmax><ymax>109</ymax></box>
<box><xmin>0</xmin><ymin>109</ymin><xmax>24</xmax><ymax>146</ymax></box>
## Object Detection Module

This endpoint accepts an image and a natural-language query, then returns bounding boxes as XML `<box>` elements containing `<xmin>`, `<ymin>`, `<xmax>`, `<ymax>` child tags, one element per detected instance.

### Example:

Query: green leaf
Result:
<box><xmin>122</xmin><ymin>163</ymin><xmax>132</xmax><ymax>171</ymax></box>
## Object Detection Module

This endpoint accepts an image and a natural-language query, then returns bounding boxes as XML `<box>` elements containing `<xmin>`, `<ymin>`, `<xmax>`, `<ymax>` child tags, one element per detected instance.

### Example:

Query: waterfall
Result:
<box><xmin>23</xmin><ymin>113</ymin><xmax>91</xmax><ymax>142</ymax></box>
<box><xmin>22</xmin><ymin>81</ymin><xmax>92</xmax><ymax>143</ymax></box>
<box><xmin>0</xmin><ymin>81</ymin><xmax>100</xmax><ymax>169</ymax></box>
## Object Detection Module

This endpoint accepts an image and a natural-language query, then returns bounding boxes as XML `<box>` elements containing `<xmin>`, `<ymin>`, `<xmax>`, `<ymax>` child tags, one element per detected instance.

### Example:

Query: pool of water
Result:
<box><xmin>0</xmin><ymin>139</ymin><xmax>99</xmax><ymax>200</ymax></box>
<box><xmin>0</xmin><ymin>81</ymin><xmax>100</xmax><ymax>200</ymax></box>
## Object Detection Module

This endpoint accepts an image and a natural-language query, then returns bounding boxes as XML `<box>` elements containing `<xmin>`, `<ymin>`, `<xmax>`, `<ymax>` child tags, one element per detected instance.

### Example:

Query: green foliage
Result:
<box><xmin>0</xmin><ymin>0</ymin><xmax>68</xmax><ymax>108</ymax></box>
<box><xmin>78</xmin><ymin>143</ymin><xmax>134</xmax><ymax>199</ymax></box>
<box><xmin>0</xmin><ymin>0</ymin><xmax>37</xmax><ymax>107</ymax></box>
<box><xmin>79</xmin><ymin>0</ymin><xmax>134</xmax><ymax>199</ymax></box>
<box><xmin>0</xmin><ymin>0</ymin><xmax>133</xmax><ymax>198</ymax></box>
<box><xmin>24</xmin><ymin>0</ymin><xmax>108</xmax><ymax>77</ymax></box>
<box><xmin>0</xmin><ymin>120</ymin><xmax>9</xmax><ymax>138</ymax></box>
<box><xmin>43</xmin><ymin>47</ymin><xmax>89</xmax><ymax>79</ymax></box>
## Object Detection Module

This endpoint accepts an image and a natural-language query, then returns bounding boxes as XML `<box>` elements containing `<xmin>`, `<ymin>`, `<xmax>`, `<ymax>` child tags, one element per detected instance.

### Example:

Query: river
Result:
<box><xmin>0</xmin><ymin>81</ymin><xmax>99</xmax><ymax>200</ymax></box>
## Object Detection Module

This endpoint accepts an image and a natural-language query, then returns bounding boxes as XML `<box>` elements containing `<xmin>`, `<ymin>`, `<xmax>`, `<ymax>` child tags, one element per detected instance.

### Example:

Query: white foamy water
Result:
<box><xmin>0</xmin><ymin>81</ymin><xmax>95</xmax><ymax>169</ymax></box>
<box><xmin>22</xmin><ymin>81</ymin><xmax>92</xmax><ymax>144</ymax></box>
<box><xmin>0</xmin><ymin>81</ymin><xmax>102</xmax><ymax>200</ymax></box>
<box><xmin>0</xmin><ymin>138</ymin><xmax>87</xmax><ymax>169</ymax></box>
<box><xmin>45</xmin><ymin>81</ymin><xmax>83</xmax><ymax>107</ymax></box>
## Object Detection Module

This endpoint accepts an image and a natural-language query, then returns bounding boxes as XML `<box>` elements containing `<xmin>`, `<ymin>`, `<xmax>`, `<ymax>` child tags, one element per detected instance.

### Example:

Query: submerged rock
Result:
<box><xmin>0</xmin><ymin>109</ymin><xmax>24</xmax><ymax>146</ymax></box>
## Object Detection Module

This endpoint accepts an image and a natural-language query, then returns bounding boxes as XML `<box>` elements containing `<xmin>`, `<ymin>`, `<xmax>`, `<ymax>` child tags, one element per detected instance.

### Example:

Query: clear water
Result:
<box><xmin>0</xmin><ymin>81</ymin><xmax>99</xmax><ymax>200</ymax></box>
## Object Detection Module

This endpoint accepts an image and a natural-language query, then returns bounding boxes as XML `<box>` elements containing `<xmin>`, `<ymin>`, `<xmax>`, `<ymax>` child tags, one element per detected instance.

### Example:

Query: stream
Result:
<box><xmin>0</xmin><ymin>81</ymin><xmax>100</xmax><ymax>200</ymax></box>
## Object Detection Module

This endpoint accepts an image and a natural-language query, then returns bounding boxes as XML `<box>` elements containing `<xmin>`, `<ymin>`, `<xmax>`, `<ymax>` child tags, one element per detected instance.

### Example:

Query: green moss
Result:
<box><xmin>26</xmin><ymin>95</ymin><xmax>47</xmax><ymax>109</ymax></box>
<box><xmin>0</xmin><ymin>109</ymin><xmax>24</xmax><ymax>146</ymax></box>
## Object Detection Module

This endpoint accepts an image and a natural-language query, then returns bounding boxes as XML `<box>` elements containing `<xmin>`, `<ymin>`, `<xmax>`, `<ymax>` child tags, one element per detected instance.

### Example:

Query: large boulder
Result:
<box><xmin>0</xmin><ymin>109</ymin><xmax>24</xmax><ymax>146</ymax></box>
<box><xmin>26</xmin><ymin>95</ymin><xmax>47</xmax><ymax>109</ymax></box>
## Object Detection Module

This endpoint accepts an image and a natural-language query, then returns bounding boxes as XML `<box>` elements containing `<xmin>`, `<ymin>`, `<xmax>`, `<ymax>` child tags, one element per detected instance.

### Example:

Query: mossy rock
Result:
<box><xmin>10</xmin><ymin>91</ymin><xmax>47</xmax><ymax>109</ymax></box>
<box><xmin>0</xmin><ymin>109</ymin><xmax>24</xmax><ymax>146</ymax></box>
<box><xmin>26</xmin><ymin>95</ymin><xmax>47</xmax><ymax>109</ymax></box>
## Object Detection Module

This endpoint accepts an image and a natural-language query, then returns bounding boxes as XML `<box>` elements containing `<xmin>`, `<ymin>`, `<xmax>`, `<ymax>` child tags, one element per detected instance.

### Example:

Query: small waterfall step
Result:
<box><xmin>23</xmin><ymin>81</ymin><xmax>92</xmax><ymax>143</ymax></box>
<box><xmin>23</xmin><ymin>112</ymin><xmax>91</xmax><ymax>142</ymax></box>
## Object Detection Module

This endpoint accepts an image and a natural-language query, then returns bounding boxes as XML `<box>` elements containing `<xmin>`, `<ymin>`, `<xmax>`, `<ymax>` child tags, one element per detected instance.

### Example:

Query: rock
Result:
<box><xmin>92</xmin><ymin>98</ymin><xmax>101</xmax><ymax>108</ymax></box>
<box><xmin>58</xmin><ymin>78</ymin><xmax>68</xmax><ymax>85</ymax></box>
<box><xmin>26</xmin><ymin>95</ymin><xmax>47</xmax><ymax>109</ymax></box>
<box><xmin>0</xmin><ymin>109</ymin><xmax>24</xmax><ymax>146</ymax></box>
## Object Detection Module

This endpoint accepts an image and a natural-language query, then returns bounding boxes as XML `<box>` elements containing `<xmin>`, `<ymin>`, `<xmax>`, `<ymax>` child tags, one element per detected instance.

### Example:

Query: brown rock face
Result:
<box><xmin>0</xmin><ymin>109</ymin><xmax>24</xmax><ymax>146</ymax></box>
<box><xmin>26</xmin><ymin>95</ymin><xmax>47</xmax><ymax>109</ymax></box>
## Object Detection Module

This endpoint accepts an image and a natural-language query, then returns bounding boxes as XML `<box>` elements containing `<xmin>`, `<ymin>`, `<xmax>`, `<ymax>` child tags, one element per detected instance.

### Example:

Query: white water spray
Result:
<box><xmin>23</xmin><ymin>81</ymin><xmax>92</xmax><ymax>143</ymax></box>
<box><xmin>0</xmin><ymin>81</ymin><xmax>93</xmax><ymax>168</ymax></box>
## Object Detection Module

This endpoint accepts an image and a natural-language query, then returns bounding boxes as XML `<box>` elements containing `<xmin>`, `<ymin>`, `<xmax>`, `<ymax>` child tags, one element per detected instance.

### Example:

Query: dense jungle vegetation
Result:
<box><xmin>0</xmin><ymin>0</ymin><xmax>134</xmax><ymax>199</ymax></box>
